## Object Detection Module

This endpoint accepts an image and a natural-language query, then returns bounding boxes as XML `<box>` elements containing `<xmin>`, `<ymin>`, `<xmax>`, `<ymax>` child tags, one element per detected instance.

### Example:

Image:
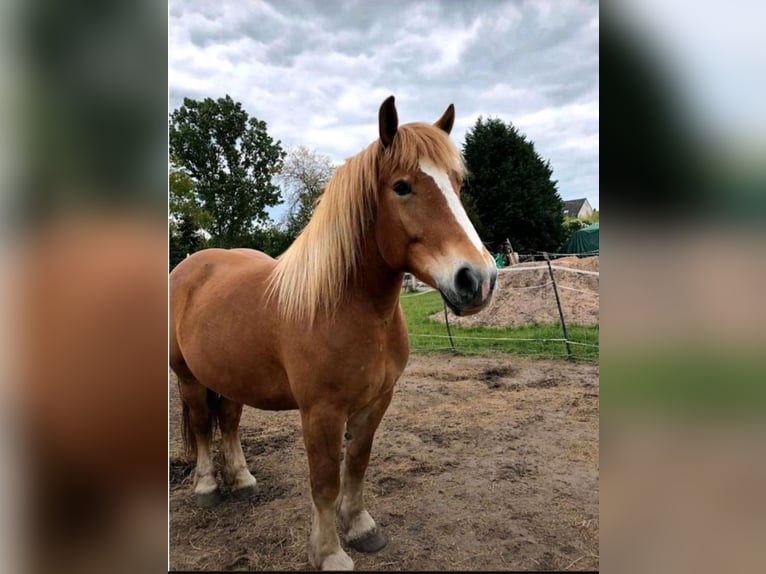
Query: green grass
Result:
<box><xmin>601</xmin><ymin>349</ymin><xmax>765</xmax><ymax>416</ymax></box>
<box><xmin>400</xmin><ymin>290</ymin><xmax>599</xmax><ymax>361</ymax></box>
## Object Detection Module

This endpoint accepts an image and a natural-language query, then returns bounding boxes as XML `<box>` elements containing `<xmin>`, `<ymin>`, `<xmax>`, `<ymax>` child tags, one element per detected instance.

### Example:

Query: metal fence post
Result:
<box><xmin>543</xmin><ymin>252</ymin><xmax>573</xmax><ymax>361</ymax></box>
<box><xmin>443</xmin><ymin>301</ymin><xmax>457</xmax><ymax>353</ymax></box>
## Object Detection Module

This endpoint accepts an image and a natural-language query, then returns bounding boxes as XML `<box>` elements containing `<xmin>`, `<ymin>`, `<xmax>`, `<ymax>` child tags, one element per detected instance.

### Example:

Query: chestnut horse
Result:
<box><xmin>169</xmin><ymin>96</ymin><xmax>497</xmax><ymax>570</ymax></box>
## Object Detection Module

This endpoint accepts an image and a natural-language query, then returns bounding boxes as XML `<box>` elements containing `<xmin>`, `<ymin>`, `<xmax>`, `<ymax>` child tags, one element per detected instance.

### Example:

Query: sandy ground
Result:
<box><xmin>169</xmin><ymin>354</ymin><xmax>599</xmax><ymax>571</ymax></box>
<box><xmin>431</xmin><ymin>256</ymin><xmax>599</xmax><ymax>328</ymax></box>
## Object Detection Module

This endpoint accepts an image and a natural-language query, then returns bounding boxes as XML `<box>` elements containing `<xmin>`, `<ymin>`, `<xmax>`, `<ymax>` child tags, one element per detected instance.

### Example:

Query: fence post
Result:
<box><xmin>442</xmin><ymin>301</ymin><xmax>457</xmax><ymax>353</ymax></box>
<box><xmin>543</xmin><ymin>252</ymin><xmax>573</xmax><ymax>361</ymax></box>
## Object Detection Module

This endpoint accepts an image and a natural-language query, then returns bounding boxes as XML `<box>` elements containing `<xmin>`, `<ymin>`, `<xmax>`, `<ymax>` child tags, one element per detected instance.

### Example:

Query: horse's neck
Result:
<box><xmin>347</xmin><ymin>232</ymin><xmax>404</xmax><ymax>317</ymax></box>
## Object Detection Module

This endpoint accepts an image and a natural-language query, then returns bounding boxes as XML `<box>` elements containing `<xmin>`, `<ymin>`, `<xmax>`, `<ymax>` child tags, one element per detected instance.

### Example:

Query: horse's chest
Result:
<box><xmin>351</xmin><ymin>347</ymin><xmax>402</xmax><ymax>384</ymax></box>
<box><xmin>313</xmin><ymin>322</ymin><xmax>406</xmax><ymax>385</ymax></box>
<box><xmin>347</xmin><ymin>325</ymin><xmax>407</xmax><ymax>385</ymax></box>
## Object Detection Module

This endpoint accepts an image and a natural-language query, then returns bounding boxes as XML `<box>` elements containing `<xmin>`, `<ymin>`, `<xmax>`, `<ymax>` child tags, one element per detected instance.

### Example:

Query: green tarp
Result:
<box><xmin>562</xmin><ymin>222</ymin><xmax>599</xmax><ymax>254</ymax></box>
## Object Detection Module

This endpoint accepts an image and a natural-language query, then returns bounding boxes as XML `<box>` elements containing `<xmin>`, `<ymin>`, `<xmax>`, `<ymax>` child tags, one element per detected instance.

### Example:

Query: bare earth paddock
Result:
<box><xmin>169</xmin><ymin>354</ymin><xmax>599</xmax><ymax>571</ymax></box>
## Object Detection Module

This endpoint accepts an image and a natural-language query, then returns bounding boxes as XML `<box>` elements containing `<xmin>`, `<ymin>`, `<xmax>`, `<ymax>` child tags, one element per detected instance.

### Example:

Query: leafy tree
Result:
<box><xmin>279</xmin><ymin>145</ymin><xmax>335</xmax><ymax>238</ymax></box>
<box><xmin>169</xmin><ymin>95</ymin><xmax>286</xmax><ymax>248</ymax></box>
<box><xmin>169</xmin><ymin>164</ymin><xmax>212</xmax><ymax>231</ymax></box>
<box><xmin>461</xmin><ymin>192</ymin><xmax>482</xmax><ymax>233</ymax></box>
<box><xmin>249</xmin><ymin>225</ymin><xmax>294</xmax><ymax>258</ymax></box>
<box><xmin>462</xmin><ymin>117</ymin><xmax>565</xmax><ymax>252</ymax></box>
<box><xmin>168</xmin><ymin>162</ymin><xmax>213</xmax><ymax>270</ymax></box>
<box><xmin>561</xmin><ymin>217</ymin><xmax>586</xmax><ymax>243</ymax></box>
<box><xmin>169</xmin><ymin>229</ymin><xmax>184</xmax><ymax>271</ymax></box>
<box><xmin>169</xmin><ymin>213</ymin><xmax>205</xmax><ymax>270</ymax></box>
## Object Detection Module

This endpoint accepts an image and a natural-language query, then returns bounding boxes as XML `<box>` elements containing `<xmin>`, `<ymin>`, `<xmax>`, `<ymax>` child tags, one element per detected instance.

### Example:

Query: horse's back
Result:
<box><xmin>171</xmin><ymin>246</ymin><xmax>276</xmax><ymax>318</ymax></box>
<box><xmin>171</xmin><ymin>247</ymin><xmax>273</xmax><ymax>280</ymax></box>
<box><xmin>230</xmin><ymin>247</ymin><xmax>272</xmax><ymax>259</ymax></box>
<box><xmin>170</xmin><ymin>249</ymin><xmax>275</xmax><ymax>361</ymax></box>
<box><xmin>169</xmin><ymin>248</ymin><xmax>298</xmax><ymax>408</ymax></box>
<box><xmin>171</xmin><ymin>247</ymin><xmax>274</xmax><ymax>302</ymax></box>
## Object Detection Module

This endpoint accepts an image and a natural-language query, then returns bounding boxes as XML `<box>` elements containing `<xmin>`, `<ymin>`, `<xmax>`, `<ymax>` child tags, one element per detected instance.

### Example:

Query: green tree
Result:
<box><xmin>168</xmin><ymin>162</ymin><xmax>213</xmax><ymax>269</ymax></box>
<box><xmin>169</xmin><ymin>164</ymin><xmax>212</xmax><ymax>230</ymax></box>
<box><xmin>249</xmin><ymin>225</ymin><xmax>294</xmax><ymax>258</ymax></box>
<box><xmin>461</xmin><ymin>192</ymin><xmax>482</xmax><ymax>233</ymax></box>
<box><xmin>561</xmin><ymin>217</ymin><xmax>586</xmax><ymax>244</ymax></box>
<box><xmin>169</xmin><ymin>213</ymin><xmax>205</xmax><ymax>270</ymax></box>
<box><xmin>169</xmin><ymin>95</ymin><xmax>286</xmax><ymax>248</ymax></box>
<box><xmin>279</xmin><ymin>145</ymin><xmax>335</xmax><ymax>238</ymax></box>
<box><xmin>462</xmin><ymin>117</ymin><xmax>565</xmax><ymax>252</ymax></box>
<box><xmin>584</xmin><ymin>209</ymin><xmax>599</xmax><ymax>224</ymax></box>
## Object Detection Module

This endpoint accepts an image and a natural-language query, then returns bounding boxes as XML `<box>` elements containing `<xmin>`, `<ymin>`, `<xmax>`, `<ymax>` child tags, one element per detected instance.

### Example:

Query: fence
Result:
<box><xmin>402</xmin><ymin>252</ymin><xmax>599</xmax><ymax>361</ymax></box>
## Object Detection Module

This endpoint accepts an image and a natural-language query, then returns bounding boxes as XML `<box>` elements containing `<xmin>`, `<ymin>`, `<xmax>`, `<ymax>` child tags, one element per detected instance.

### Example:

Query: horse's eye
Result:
<box><xmin>393</xmin><ymin>180</ymin><xmax>412</xmax><ymax>196</ymax></box>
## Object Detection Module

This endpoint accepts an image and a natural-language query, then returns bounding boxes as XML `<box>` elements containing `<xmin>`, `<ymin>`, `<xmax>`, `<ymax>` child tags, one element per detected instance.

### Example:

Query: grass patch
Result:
<box><xmin>602</xmin><ymin>349</ymin><xmax>765</xmax><ymax>416</ymax></box>
<box><xmin>400</xmin><ymin>290</ymin><xmax>599</xmax><ymax>361</ymax></box>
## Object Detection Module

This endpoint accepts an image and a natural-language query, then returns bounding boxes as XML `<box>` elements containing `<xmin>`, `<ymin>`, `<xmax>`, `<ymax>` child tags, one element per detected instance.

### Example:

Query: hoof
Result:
<box><xmin>194</xmin><ymin>489</ymin><xmax>222</xmax><ymax>508</ymax></box>
<box><xmin>347</xmin><ymin>526</ymin><xmax>388</xmax><ymax>554</ymax></box>
<box><xmin>320</xmin><ymin>549</ymin><xmax>354</xmax><ymax>571</ymax></box>
<box><xmin>231</xmin><ymin>484</ymin><xmax>257</xmax><ymax>500</ymax></box>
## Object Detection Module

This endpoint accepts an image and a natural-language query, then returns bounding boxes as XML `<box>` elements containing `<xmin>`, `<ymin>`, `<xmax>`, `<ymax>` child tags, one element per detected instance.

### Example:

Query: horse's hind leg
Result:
<box><xmin>177</xmin><ymin>375</ymin><xmax>221</xmax><ymax>507</ymax></box>
<box><xmin>338</xmin><ymin>391</ymin><xmax>393</xmax><ymax>554</ymax></box>
<box><xmin>217</xmin><ymin>398</ymin><xmax>257</xmax><ymax>497</ymax></box>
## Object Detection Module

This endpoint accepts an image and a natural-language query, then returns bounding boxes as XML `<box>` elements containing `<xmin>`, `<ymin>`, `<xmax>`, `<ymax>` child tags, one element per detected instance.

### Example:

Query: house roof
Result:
<box><xmin>563</xmin><ymin>198</ymin><xmax>589</xmax><ymax>217</ymax></box>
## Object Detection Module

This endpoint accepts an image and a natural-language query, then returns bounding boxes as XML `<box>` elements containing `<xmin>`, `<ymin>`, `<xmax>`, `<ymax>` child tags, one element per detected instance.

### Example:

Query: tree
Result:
<box><xmin>168</xmin><ymin>162</ymin><xmax>212</xmax><ymax>269</ymax></box>
<box><xmin>249</xmin><ymin>225</ymin><xmax>294</xmax><ymax>258</ymax></box>
<box><xmin>462</xmin><ymin>117</ymin><xmax>565</xmax><ymax>253</ymax></box>
<box><xmin>169</xmin><ymin>95</ymin><xmax>286</xmax><ymax>248</ymax></box>
<box><xmin>561</xmin><ymin>217</ymin><xmax>586</xmax><ymax>243</ymax></box>
<box><xmin>279</xmin><ymin>145</ymin><xmax>335</xmax><ymax>238</ymax></box>
<box><xmin>169</xmin><ymin>213</ymin><xmax>204</xmax><ymax>270</ymax></box>
<box><xmin>169</xmin><ymin>162</ymin><xmax>213</xmax><ymax>231</ymax></box>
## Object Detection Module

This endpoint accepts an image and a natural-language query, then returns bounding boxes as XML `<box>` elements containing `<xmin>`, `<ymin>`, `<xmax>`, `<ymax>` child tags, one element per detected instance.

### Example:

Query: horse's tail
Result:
<box><xmin>180</xmin><ymin>396</ymin><xmax>193</xmax><ymax>460</ymax></box>
<box><xmin>180</xmin><ymin>385</ymin><xmax>221</xmax><ymax>461</ymax></box>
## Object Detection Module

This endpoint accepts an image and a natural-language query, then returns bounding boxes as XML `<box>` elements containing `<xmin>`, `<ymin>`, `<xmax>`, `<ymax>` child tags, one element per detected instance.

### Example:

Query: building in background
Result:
<box><xmin>563</xmin><ymin>198</ymin><xmax>594</xmax><ymax>219</ymax></box>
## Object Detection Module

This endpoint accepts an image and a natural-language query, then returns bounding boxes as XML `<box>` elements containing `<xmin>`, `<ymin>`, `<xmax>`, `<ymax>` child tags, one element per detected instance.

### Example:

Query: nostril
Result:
<box><xmin>455</xmin><ymin>266</ymin><xmax>479</xmax><ymax>295</ymax></box>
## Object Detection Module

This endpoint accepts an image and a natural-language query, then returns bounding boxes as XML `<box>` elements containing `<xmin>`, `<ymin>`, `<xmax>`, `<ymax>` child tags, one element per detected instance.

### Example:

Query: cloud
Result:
<box><xmin>170</xmin><ymin>0</ymin><xmax>599</xmax><ymax>210</ymax></box>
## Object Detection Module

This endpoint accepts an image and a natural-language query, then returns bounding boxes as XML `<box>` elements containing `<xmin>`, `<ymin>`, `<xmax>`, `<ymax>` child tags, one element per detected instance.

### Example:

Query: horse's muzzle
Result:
<box><xmin>440</xmin><ymin>265</ymin><xmax>497</xmax><ymax>316</ymax></box>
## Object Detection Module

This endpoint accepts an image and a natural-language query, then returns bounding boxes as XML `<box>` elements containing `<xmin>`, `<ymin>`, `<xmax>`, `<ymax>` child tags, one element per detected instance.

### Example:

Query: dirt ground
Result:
<box><xmin>169</xmin><ymin>354</ymin><xmax>599</xmax><ymax>571</ymax></box>
<box><xmin>430</xmin><ymin>256</ymin><xmax>599</xmax><ymax>328</ymax></box>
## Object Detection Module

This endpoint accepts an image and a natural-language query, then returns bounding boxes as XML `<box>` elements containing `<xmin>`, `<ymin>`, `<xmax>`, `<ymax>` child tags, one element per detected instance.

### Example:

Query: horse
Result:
<box><xmin>169</xmin><ymin>95</ymin><xmax>498</xmax><ymax>570</ymax></box>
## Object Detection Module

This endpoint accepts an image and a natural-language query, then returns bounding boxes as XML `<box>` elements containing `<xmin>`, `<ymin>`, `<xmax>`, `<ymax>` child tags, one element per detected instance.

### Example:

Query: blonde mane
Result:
<box><xmin>267</xmin><ymin>122</ymin><xmax>465</xmax><ymax>323</ymax></box>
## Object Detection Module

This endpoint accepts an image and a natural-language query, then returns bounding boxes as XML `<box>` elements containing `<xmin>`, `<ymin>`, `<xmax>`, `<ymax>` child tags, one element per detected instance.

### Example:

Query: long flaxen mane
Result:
<box><xmin>267</xmin><ymin>122</ymin><xmax>465</xmax><ymax>324</ymax></box>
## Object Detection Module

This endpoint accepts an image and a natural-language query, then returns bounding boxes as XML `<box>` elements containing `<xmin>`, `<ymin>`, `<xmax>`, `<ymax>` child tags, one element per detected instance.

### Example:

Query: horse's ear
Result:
<box><xmin>379</xmin><ymin>95</ymin><xmax>398</xmax><ymax>148</ymax></box>
<box><xmin>434</xmin><ymin>103</ymin><xmax>455</xmax><ymax>135</ymax></box>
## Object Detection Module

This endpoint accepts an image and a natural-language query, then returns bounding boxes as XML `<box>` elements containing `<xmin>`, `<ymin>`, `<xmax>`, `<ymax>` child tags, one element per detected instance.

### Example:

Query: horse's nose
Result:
<box><xmin>454</xmin><ymin>266</ymin><xmax>482</xmax><ymax>300</ymax></box>
<box><xmin>441</xmin><ymin>264</ymin><xmax>496</xmax><ymax>315</ymax></box>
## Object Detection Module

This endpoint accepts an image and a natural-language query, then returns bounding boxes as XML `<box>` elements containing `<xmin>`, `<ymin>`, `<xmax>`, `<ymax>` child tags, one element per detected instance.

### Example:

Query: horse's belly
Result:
<box><xmin>187</xmin><ymin>347</ymin><xmax>298</xmax><ymax>411</ymax></box>
<box><xmin>228</xmin><ymin>383</ymin><xmax>298</xmax><ymax>411</ymax></box>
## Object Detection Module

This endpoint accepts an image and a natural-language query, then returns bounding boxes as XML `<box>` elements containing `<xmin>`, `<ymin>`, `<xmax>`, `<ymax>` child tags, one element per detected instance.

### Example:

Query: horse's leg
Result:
<box><xmin>178</xmin><ymin>376</ymin><xmax>221</xmax><ymax>507</ymax></box>
<box><xmin>300</xmin><ymin>404</ymin><xmax>354</xmax><ymax>571</ymax></box>
<box><xmin>338</xmin><ymin>391</ymin><xmax>393</xmax><ymax>553</ymax></box>
<box><xmin>217</xmin><ymin>397</ymin><xmax>257</xmax><ymax>497</ymax></box>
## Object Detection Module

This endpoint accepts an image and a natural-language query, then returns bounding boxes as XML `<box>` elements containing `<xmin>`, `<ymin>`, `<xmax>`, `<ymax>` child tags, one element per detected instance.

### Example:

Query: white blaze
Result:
<box><xmin>419</xmin><ymin>160</ymin><xmax>485</xmax><ymax>256</ymax></box>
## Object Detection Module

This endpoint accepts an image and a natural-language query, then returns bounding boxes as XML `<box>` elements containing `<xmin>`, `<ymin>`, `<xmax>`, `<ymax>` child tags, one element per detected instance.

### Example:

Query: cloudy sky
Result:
<box><xmin>169</xmin><ymin>0</ymin><xmax>599</xmax><ymax>219</ymax></box>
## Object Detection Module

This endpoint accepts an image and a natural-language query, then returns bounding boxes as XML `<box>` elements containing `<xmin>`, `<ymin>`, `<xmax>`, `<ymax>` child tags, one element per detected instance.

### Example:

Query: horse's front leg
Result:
<box><xmin>338</xmin><ymin>390</ymin><xmax>393</xmax><ymax>553</ymax></box>
<box><xmin>300</xmin><ymin>404</ymin><xmax>353</xmax><ymax>571</ymax></box>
